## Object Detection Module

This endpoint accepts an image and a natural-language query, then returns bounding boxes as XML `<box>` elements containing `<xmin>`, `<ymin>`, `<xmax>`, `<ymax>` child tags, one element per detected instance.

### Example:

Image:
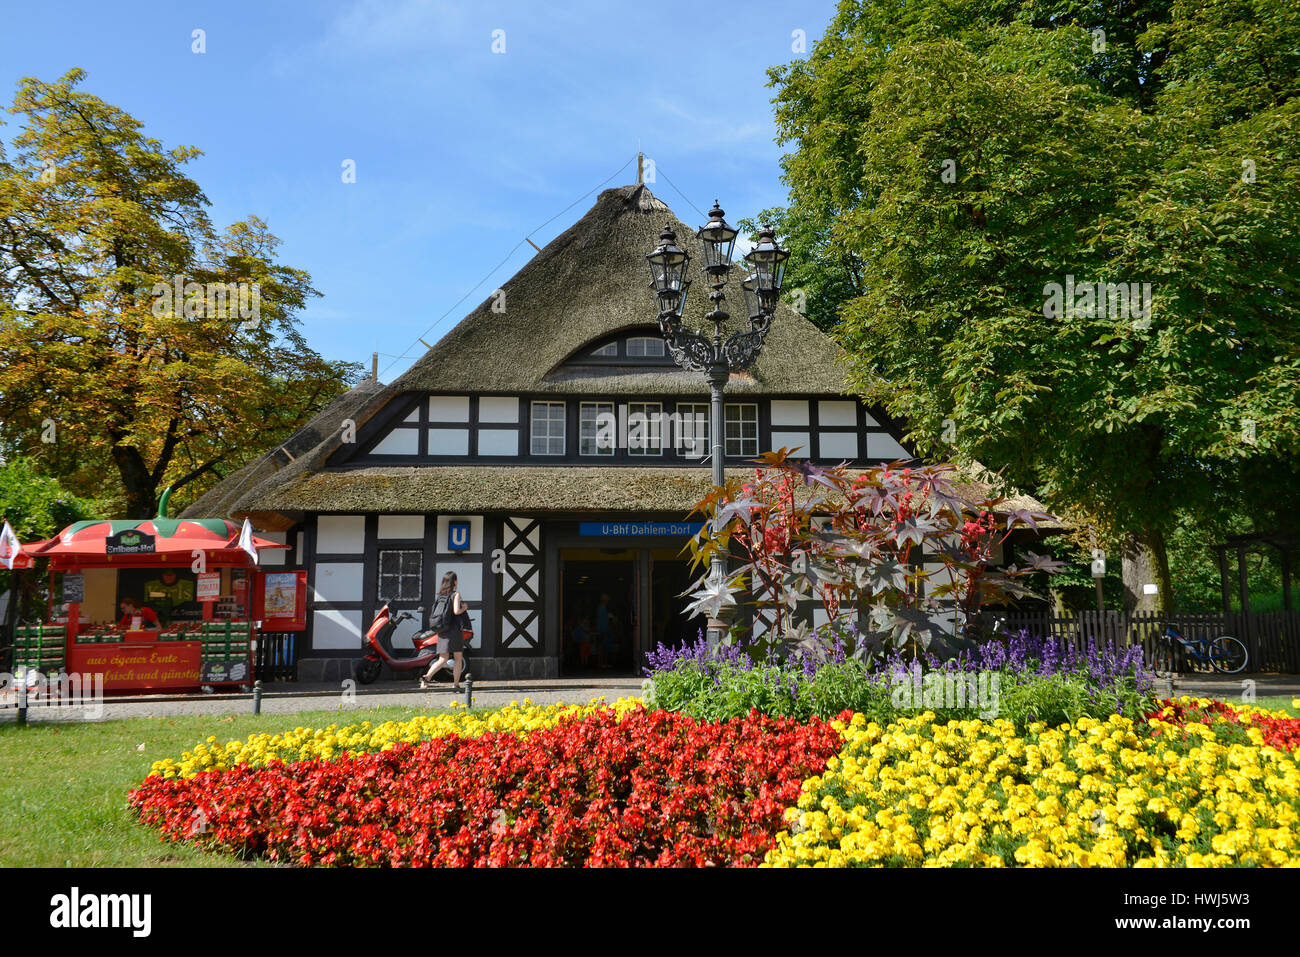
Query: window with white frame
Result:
<box><xmin>677</xmin><ymin>403</ymin><xmax>709</xmax><ymax>458</ymax></box>
<box><xmin>626</xmin><ymin>336</ymin><xmax>665</xmax><ymax>357</ymax></box>
<box><xmin>627</xmin><ymin>402</ymin><xmax>663</xmax><ymax>456</ymax></box>
<box><xmin>377</xmin><ymin>549</ymin><xmax>422</xmax><ymax>602</ymax></box>
<box><xmin>590</xmin><ymin>342</ymin><xmax>618</xmax><ymax>357</ymax></box>
<box><xmin>530</xmin><ymin>401</ymin><xmax>566</xmax><ymax>455</ymax></box>
<box><xmin>579</xmin><ymin>402</ymin><xmax>615</xmax><ymax>456</ymax></box>
<box><xmin>725</xmin><ymin>404</ymin><xmax>758</xmax><ymax>457</ymax></box>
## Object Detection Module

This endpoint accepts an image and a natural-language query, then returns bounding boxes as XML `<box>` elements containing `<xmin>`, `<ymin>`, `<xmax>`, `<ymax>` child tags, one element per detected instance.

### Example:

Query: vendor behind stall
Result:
<box><xmin>118</xmin><ymin>596</ymin><xmax>160</xmax><ymax>631</ymax></box>
<box><xmin>141</xmin><ymin>569</ymin><xmax>196</xmax><ymax>623</ymax></box>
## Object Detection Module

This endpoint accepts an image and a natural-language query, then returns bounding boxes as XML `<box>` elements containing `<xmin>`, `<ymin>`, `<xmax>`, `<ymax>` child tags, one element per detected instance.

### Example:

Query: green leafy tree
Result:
<box><xmin>0</xmin><ymin>70</ymin><xmax>361</xmax><ymax>518</ymax></box>
<box><xmin>0</xmin><ymin>456</ymin><xmax>96</xmax><ymax>628</ymax></box>
<box><xmin>764</xmin><ymin>0</ymin><xmax>1300</xmax><ymax>611</ymax></box>
<box><xmin>0</xmin><ymin>456</ymin><xmax>95</xmax><ymax>542</ymax></box>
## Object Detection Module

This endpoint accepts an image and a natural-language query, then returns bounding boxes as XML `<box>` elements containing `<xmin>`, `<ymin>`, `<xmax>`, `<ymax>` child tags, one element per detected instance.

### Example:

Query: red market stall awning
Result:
<box><xmin>28</xmin><ymin>517</ymin><xmax>288</xmax><ymax>569</ymax></box>
<box><xmin>1</xmin><ymin>538</ymin><xmax>51</xmax><ymax>570</ymax></box>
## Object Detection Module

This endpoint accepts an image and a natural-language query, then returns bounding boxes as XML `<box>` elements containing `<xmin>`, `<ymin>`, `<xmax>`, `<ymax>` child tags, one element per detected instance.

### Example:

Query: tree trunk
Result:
<box><xmin>110</xmin><ymin>444</ymin><xmax>158</xmax><ymax>518</ymax></box>
<box><xmin>1122</xmin><ymin>527</ymin><xmax>1172</xmax><ymax>614</ymax></box>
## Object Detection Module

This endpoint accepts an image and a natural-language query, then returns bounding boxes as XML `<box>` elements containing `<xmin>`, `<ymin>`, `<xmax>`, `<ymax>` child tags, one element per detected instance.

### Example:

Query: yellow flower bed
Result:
<box><xmin>764</xmin><ymin>708</ymin><xmax>1300</xmax><ymax>868</ymax></box>
<box><xmin>149</xmin><ymin>697</ymin><xmax>643</xmax><ymax>779</ymax></box>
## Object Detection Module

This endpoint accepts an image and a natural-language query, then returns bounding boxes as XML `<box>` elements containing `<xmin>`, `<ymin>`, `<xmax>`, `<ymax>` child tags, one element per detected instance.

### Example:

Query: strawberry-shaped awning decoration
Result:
<box><xmin>24</xmin><ymin>486</ymin><xmax>287</xmax><ymax>569</ymax></box>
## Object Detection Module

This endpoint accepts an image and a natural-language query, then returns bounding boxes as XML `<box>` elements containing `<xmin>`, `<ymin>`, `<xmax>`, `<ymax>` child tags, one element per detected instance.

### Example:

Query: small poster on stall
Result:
<box><xmin>196</xmin><ymin>572</ymin><xmax>221</xmax><ymax>602</ymax></box>
<box><xmin>202</xmin><ymin>659</ymin><xmax>249</xmax><ymax>684</ymax></box>
<box><xmin>263</xmin><ymin>572</ymin><xmax>298</xmax><ymax>619</ymax></box>
<box><xmin>61</xmin><ymin>573</ymin><xmax>84</xmax><ymax>604</ymax></box>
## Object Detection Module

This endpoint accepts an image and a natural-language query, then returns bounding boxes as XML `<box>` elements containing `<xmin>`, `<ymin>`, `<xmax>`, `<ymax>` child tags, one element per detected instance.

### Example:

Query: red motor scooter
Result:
<box><xmin>355</xmin><ymin>603</ymin><xmax>470</xmax><ymax>685</ymax></box>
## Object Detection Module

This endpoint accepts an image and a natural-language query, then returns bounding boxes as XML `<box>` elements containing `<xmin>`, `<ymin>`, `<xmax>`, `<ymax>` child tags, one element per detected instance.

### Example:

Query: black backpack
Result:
<box><xmin>428</xmin><ymin>595</ymin><xmax>452</xmax><ymax>631</ymax></box>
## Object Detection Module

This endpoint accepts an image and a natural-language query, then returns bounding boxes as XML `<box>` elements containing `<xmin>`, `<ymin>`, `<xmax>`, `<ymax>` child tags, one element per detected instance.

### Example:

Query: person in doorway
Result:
<box><xmin>596</xmin><ymin>593</ymin><xmax>615</xmax><ymax>669</ymax></box>
<box><xmin>118</xmin><ymin>596</ymin><xmax>159</xmax><ymax>631</ymax></box>
<box><xmin>420</xmin><ymin>571</ymin><xmax>468</xmax><ymax>691</ymax></box>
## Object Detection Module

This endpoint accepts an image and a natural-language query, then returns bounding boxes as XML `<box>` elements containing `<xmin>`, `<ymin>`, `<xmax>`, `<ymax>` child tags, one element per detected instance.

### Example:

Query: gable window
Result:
<box><xmin>627</xmin><ymin>402</ymin><xmax>663</xmax><ymax>456</ymax></box>
<box><xmin>590</xmin><ymin>342</ymin><xmax>618</xmax><ymax>357</ymax></box>
<box><xmin>626</xmin><ymin>336</ymin><xmax>665</xmax><ymax>357</ymax></box>
<box><xmin>676</xmin><ymin>403</ymin><xmax>709</xmax><ymax>459</ymax></box>
<box><xmin>530</xmin><ymin>401</ymin><xmax>566</xmax><ymax>455</ymax></box>
<box><xmin>579</xmin><ymin>402</ymin><xmax>615</xmax><ymax>456</ymax></box>
<box><xmin>377</xmin><ymin>549</ymin><xmax>422</xmax><ymax>602</ymax></box>
<box><xmin>725</xmin><ymin>404</ymin><xmax>758</xmax><ymax>457</ymax></box>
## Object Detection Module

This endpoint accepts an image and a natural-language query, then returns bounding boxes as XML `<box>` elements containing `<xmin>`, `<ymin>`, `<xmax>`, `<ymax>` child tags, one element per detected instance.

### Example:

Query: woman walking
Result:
<box><xmin>421</xmin><ymin>571</ymin><xmax>468</xmax><ymax>691</ymax></box>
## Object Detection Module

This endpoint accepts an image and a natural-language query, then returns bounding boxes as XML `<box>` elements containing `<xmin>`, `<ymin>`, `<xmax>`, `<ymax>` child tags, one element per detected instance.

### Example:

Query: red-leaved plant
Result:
<box><xmin>682</xmin><ymin>451</ymin><xmax>1062</xmax><ymax>656</ymax></box>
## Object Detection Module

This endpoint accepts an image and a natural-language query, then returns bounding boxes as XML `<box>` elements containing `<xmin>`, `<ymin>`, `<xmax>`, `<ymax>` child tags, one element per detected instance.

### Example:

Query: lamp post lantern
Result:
<box><xmin>646</xmin><ymin>202</ymin><xmax>789</xmax><ymax>646</ymax></box>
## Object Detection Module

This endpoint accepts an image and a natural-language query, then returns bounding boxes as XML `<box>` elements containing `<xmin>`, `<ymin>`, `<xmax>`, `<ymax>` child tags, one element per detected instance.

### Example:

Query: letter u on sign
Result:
<box><xmin>448</xmin><ymin>521</ymin><xmax>471</xmax><ymax>551</ymax></box>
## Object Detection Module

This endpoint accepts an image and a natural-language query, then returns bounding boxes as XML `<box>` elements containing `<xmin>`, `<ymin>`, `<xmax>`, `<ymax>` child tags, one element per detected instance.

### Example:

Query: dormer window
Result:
<box><xmin>553</xmin><ymin>330</ymin><xmax>676</xmax><ymax>375</ymax></box>
<box><xmin>626</xmin><ymin>336</ymin><xmax>665</xmax><ymax>357</ymax></box>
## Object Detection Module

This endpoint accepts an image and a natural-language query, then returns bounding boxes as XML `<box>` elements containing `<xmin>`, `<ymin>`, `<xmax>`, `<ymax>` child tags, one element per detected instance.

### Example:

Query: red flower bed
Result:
<box><xmin>1147</xmin><ymin>698</ymin><xmax>1300</xmax><ymax>752</ymax></box>
<box><xmin>129</xmin><ymin>707</ymin><xmax>845</xmax><ymax>867</ymax></box>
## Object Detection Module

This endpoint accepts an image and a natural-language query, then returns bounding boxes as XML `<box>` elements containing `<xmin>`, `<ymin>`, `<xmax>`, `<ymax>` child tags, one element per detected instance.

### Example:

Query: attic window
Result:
<box><xmin>626</xmin><ymin>337</ymin><xmax>665</xmax><ymax>357</ymax></box>
<box><xmin>590</xmin><ymin>342</ymin><xmax>618</xmax><ymax>357</ymax></box>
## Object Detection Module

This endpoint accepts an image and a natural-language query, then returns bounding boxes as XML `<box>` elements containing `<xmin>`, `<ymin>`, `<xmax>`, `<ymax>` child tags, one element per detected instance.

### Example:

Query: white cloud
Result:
<box><xmin>320</xmin><ymin>0</ymin><xmax>464</xmax><ymax>56</ymax></box>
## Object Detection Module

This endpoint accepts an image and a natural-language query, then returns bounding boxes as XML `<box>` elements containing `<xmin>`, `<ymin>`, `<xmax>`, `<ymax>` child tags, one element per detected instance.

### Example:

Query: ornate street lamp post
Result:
<box><xmin>646</xmin><ymin>202</ymin><xmax>789</xmax><ymax>645</ymax></box>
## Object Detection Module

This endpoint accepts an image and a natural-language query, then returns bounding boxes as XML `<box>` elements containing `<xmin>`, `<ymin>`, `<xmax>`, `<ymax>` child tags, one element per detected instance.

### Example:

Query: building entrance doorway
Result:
<box><xmin>648</xmin><ymin>550</ymin><xmax>706</xmax><ymax>656</ymax></box>
<box><xmin>560</xmin><ymin>549</ymin><xmax>636</xmax><ymax>675</ymax></box>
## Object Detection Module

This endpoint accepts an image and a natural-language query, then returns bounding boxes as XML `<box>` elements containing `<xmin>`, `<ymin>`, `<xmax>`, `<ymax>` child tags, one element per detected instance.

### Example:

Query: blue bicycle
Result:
<box><xmin>1155</xmin><ymin>626</ymin><xmax>1249</xmax><ymax>676</ymax></box>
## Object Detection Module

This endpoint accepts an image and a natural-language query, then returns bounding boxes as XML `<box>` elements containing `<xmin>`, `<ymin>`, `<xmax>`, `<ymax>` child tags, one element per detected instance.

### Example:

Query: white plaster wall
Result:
<box><xmin>434</xmin><ymin>562</ymin><xmax>482</xmax><ymax>601</ymax></box>
<box><xmin>259</xmin><ymin>530</ymin><xmax>287</xmax><ymax>566</ymax></box>
<box><xmin>377</xmin><ymin>515</ymin><xmax>425</xmax><ymax>540</ymax></box>
<box><xmin>316</xmin><ymin>515</ymin><xmax>366</xmax><ymax>554</ymax></box>
<box><xmin>478</xmin><ymin>429</ymin><xmax>518</xmax><ymax>455</ymax></box>
<box><xmin>770</xmin><ymin>400</ymin><xmax>809</xmax><ymax>425</ymax></box>
<box><xmin>313</xmin><ymin>608</ymin><xmax>364</xmax><ymax>650</ymax></box>
<box><xmin>428</xmin><ymin>428</ymin><xmax>469</xmax><ymax>455</ymax></box>
<box><xmin>429</xmin><ymin>396</ymin><xmax>470</xmax><ymax>421</ymax></box>
<box><xmin>371</xmin><ymin>429</ymin><xmax>419</xmax><ymax>455</ymax></box>
<box><xmin>771</xmin><ymin>431</ymin><xmax>810</xmax><ymax>455</ymax></box>
<box><xmin>818</xmin><ymin>432</ymin><xmax>858</xmax><ymax>459</ymax></box>
<box><xmin>479</xmin><ymin>397</ymin><xmax>519</xmax><ymax>423</ymax></box>
<box><xmin>819</xmin><ymin>400</ymin><xmax>857</xmax><ymax>426</ymax></box>
<box><xmin>866</xmin><ymin>433</ymin><xmax>911</xmax><ymax>460</ymax></box>
<box><xmin>313</xmin><ymin>562</ymin><xmax>365</xmax><ymax>602</ymax></box>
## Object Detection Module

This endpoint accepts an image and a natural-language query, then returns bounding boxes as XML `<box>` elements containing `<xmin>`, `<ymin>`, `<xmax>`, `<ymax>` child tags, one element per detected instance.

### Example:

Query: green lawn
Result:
<box><xmin>0</xmin><ymin>704</ymin><xmax>473</xmax><ymax>867</ymax></box>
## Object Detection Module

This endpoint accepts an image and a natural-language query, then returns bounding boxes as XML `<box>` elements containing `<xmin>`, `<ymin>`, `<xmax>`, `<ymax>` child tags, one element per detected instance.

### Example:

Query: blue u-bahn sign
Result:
<box><xmin>447</xmin><ymin>521</ymin><xmax>471</xmax><ymax>551</ymax></box>
<box><xmin>578</xmin><ymin>521</ymin><xmax>703</xmax><ymax>537</ymax></box>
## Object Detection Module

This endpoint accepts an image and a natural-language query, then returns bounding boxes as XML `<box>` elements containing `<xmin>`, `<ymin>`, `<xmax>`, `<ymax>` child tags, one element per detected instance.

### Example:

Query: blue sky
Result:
<box><xmin>0</xmin><ymin>0</ymin><xmax>837</xmax><ymax>380</ymax></box>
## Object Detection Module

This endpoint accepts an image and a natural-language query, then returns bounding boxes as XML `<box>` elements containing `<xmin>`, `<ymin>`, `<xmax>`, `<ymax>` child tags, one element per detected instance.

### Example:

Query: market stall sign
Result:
<box><xmin>68</xmin><ymin>641</ymin><xmax>201</xmax><ymax>691</ymax></box>
<box><xmin>105</xmin><ymin>529</ymin><xmax>156</xmax><ymax>554</ymax></box>
<box><xmin>196</xmin><ymin>572</ymin><xmax>221</xmax><ymax>601</ymax></box>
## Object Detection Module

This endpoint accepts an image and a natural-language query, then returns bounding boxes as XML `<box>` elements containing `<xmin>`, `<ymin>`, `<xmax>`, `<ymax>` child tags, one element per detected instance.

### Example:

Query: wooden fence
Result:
<box><xmin>981</xmin><ymin>610</ymin><xmax>1300</xmax><ymax>674</ymax></box>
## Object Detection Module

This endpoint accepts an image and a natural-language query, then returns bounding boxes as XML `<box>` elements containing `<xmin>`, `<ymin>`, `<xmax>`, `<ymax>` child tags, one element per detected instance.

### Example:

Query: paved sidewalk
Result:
<box><xmin>1167</xmin><ymin>674</ymin><xmax>1300</xmax><ymax>700</ymax></box>
<box><xmin>0</xmin><ymin>676</ymin><xmax>648</xmax><ymax>723</ymax></box>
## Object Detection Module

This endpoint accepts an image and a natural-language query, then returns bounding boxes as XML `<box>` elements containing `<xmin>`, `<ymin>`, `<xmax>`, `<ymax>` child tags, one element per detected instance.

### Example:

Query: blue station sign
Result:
<box><xmin>447</xmin><ymin>521</ymin><xmax>471</xmax><ymax>551</ymax></box>
<box><xmin>578</xmin><ymin>521</ymin><xmax>703</xmax><ymax>537</ymax></box>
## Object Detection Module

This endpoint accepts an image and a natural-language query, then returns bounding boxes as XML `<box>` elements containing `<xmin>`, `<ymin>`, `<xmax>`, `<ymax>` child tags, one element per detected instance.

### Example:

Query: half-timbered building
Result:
<box><xmin>185</xmin><ymin>184</ymin><xmax>1045</xmax><ymax>681</ymax></box>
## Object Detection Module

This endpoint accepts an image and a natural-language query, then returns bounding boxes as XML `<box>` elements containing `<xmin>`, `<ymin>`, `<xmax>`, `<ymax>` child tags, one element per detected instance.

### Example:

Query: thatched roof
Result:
<box><xmin>389</xmin><ymin>184</ymin><xmax>850</xmax><ymax>395</ymax></box>
<box><xmin>223</xmin><ymin>464</ymin><xmax>1055</xmax><ymax>521</ymax></box>
<box><xmin>186</xmin><ymin>184</ymin><xmax>1056</xmax><ymax>529</ymax></box>
<box><xmin>180</xmin><ymin>377</ymin><xmax>393</xmax><ymax>526</ymax></box>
